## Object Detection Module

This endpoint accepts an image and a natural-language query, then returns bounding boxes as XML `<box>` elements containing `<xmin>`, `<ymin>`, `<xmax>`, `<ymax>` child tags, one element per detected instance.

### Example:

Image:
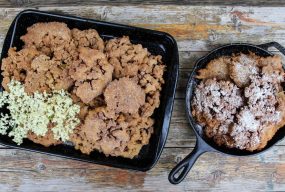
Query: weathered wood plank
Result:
<box><xmin>0</xmin><ymin>147</ymin><xmax>284</xmax><ymax>191</ymax></box>
<box><xmin>2</xmin><ymin>0</ymin><xmax>285</xmax><ymax>8</ymax></box>
<box><xmin>1</xmin><ymin>6</ymin><xmax>285</xmax><ymax>52</ymax></box>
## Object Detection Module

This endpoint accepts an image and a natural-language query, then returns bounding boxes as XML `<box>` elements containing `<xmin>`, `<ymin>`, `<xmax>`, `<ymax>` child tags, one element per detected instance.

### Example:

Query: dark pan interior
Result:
<box><xmin>0</xmin><ymin>10</ymin><xmax>179</xmax><ymax>171</ymax></box>
<box><xmin>186</xmin><ymin>44</ymin><xmax>285</xmax><ymax>156</ymax></box>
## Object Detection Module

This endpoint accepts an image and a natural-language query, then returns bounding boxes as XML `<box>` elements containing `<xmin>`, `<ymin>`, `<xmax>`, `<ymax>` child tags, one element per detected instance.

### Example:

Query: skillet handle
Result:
<box><xmin>168</xmin><ymin>139</ymin><xmax>209</xmax><ymax>184</ymax></box>
<box><xmin>258</xmin><ymin>42</ymin><xmax>285</xmax><ymax>56</ymax></box>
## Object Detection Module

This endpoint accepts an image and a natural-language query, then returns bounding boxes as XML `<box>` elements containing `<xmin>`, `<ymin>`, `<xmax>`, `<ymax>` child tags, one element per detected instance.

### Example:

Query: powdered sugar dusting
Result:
<box><xmin>193</xmin><ymin>78</ymin><xmax>243</xmax><ymax>122</ymax></box>
<box><xmin>230</xmin><ymin>107</ymin><xmax>260</xmax><ymax>149</ymax></box>
<box><xmin>192</xmin><ymin>53</ymin><xmax>285</xmax><ymax>151</ymax></box>
<box><xmin>237</xmin><ymin>108</ymin><xmax>260</xmax><ymax>132</ymax></box>
<box><xmin>245</xmin><ymin>74</ymin><xmax>281</xmax><ymax>123</ymax></box>
<box><xmin>230</xmin><ymin>72</ymin><xmax>283</xmax><ymax>150</ymax></box>
<box><xmin>231</xmin><ymin>53</ymin><xmax>259</xmax><ymax>87</ymax></box>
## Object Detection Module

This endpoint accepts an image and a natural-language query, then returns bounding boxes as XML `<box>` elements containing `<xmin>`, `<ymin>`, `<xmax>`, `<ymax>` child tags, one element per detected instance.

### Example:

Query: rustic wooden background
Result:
<box><xmin>0</xmin><ymin>1</ymin><xmax>285</xmax><ymax>191</ymax></box>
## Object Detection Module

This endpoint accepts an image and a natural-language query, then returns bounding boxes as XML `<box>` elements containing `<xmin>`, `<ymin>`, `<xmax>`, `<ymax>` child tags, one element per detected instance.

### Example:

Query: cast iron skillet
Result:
<box><xmin>168</xmin><ymin>42</ymin><xmax>285</xmax><ymax>184</ymax></box>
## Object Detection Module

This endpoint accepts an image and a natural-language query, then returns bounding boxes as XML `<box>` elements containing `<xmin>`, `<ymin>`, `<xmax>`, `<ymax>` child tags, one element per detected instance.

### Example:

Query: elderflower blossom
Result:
<box><xmin>0</xmin><ymin>80</ymin><xmax>80</xmax><ymax>145</ymax></box>
<box><xmin>46</xmin><ymin>90</ymin><xmax>80</xmax><ymax>141</ymax></box>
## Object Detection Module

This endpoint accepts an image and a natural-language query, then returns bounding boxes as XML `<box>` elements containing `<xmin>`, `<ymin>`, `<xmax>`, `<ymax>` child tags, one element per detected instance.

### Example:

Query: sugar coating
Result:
<box><xmin>193</xmin><ymin>78</ymin><xmax>243</xmax><ymax>122</ymax></box>
<box><xmin>229</xmin><ymin>53</ymin><xmax>259</xmax><ymax>87</ymax></box>
<box><xmin>192</xmin><ymin>53</ymin><xmax>285</xmax><ymax>151</ymax></box>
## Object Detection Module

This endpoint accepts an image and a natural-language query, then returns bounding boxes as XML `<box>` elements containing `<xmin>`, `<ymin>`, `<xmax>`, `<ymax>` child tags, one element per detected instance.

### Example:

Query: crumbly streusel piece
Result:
<box><xmin>21</xmin><ymin>22</ymin><xmax>71</xmax><ymax>55</ymax></box>
<box><xmin>105</xmin><ymin>36</ymin><xmax>148</xmax><ymax>78</ymax></box>
<box><xmin>104</xmin><ymin>77</ymin><xmax>145</xmax><ymax>114</ymax></box>
<box><xmin>1</xmin><ymin>47</ymin><xmax>40</xmax><ymax>90</ymax></box>
<box><xmin>196</xmin><ymin>56</ymin><xmax>231</xmax><ymax>80</ymax></box>
<box><xmin>71</xmin><ymin>28</ymin><xmax>104</xmax><ymax>51</ymax></box>
<box><xmin>229</xmin><ymin>53</ymin><xmax>259</xmax><ymax>87</ymax></box>
<box><xmin>70</xmin><ymin>107</ymin><xmax>154</xmax><ymax>158</ymax></box>
<box><xmin>69</xmin><ymin>47</ymin><xmax>114</xmax><ymax>103</ymax></box>
<box><xmin>192</xmin><ymin>78</ymin><xmax>243</xmax><ymax>146</ymax></box>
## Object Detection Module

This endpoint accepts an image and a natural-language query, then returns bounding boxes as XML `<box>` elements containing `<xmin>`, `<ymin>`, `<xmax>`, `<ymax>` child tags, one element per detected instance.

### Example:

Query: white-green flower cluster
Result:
<box><xmin>0</xmin><ymin>113</ymin><xmax>12</xmax><ymax>135</ymax></box>
<box><xmin>0</xmin><ymin>80</ymin><xmax>80</xmax><ymax>145</ymax></box>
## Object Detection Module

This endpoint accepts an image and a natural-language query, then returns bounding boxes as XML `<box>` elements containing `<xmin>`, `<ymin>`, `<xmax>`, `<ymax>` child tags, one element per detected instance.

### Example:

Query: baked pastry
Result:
<box><xmin>1</xmin><ymin>22</ymin><xmax>165</xmax><ymax>159</ymax></box>
<box><xmin>196</xmin><ymin>56</ymin><xmax>231</xmax><ymax>80</ymax></box>
<box><xmin>229</xmin><ymin>53</ymin><xmax>259</xmax><ymax>87</ymax></box>
<box><xmin>192</xmin><ymin>53</ymin><xmax>285</xmax><ymax>151</ymax></box>
<box><xmin>70</xmin><ymin>108</ymin><xmax>154</xmax><ymax>158</ymax></box>
<box><xmin>69</xmin><ymin>47</ymin><xmax>114</xmax><ymax>103</ymax></box>
<box><xmin>104</xmin><ymin>77</ymin><xmax>145</xmax><ymax>114</ymax></box>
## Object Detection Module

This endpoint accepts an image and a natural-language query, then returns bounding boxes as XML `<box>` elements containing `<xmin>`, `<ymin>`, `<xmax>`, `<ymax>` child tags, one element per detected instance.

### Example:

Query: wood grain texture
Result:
<box><xmin>3</xmin><ymin>6</ymin><xmax>285</xmax><ymax>51</ymax></box>
<box><xmin>0</xmin><ymin>147</ymin><xmax>284</xmax><ymax>191</ymax></box>
<box><xmin>0</xmin><ymin>5</ymin><xmax>285</xmax><ymax>191</ymax></box>
<box><xmin>2</xmin><ymin>0</ymin><xmax>285</xmax><ymax>7</ymax></box>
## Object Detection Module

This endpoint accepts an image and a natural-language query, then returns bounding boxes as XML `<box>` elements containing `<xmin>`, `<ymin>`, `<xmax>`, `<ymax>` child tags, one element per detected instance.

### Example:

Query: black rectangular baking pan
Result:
<box><xmin>0</xmin><ymin>9</ymin><xmax>179</xmax><ymax>171</ymax></box>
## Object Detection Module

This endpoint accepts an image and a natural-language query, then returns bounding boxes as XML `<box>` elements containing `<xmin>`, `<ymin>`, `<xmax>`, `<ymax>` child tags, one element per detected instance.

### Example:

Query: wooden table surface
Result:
<box><xmin>0</xmin><ymin>1</ymin><xmax>285</xmax><ymax>191</ymax></box>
